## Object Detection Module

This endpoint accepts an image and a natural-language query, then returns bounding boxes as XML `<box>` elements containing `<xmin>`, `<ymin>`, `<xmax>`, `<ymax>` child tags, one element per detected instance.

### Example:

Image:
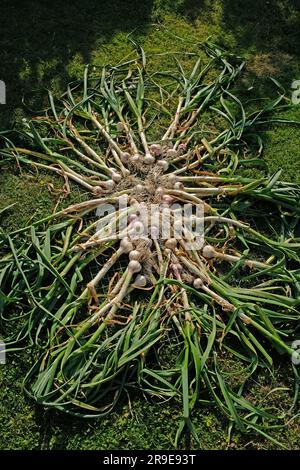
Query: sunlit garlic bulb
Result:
<box><xmin>102</xmin><ymin>180</ymin><xmax>115</xmax><ymax>191</ymax></box>
<box><xmin>202</xmin><ymin>245</ymin><xmax>217</xmax><ymax>259</ymax></box>
<box><xmin>150</xmin><ymin>143</ymin><xmax>162</xmax><ymax>157</ymax></box>
<box><xmin>144</xmin><ymin>153</ymin><xmax>155</xmax><ymax>164</ymax></box>
<box><xmin>129</xmin><ymin>250</ymin><xmax>141</xmax><ymax>261</ymax></box>
<box><xmin>135</xmin><ymin>184</ymin><xmax>144</xmax><ymax>192</ymax></box>
<box><xmin>155</xmin><ymin>187</ymin><xmax>164</xmax><ymax>197</ymax></box>
<box><xmin>193</xmin><ymin>278</ymin><xmax>204</xmax><ymax>289</ymax></box>
<box><xmin>166</xmin><ymin>149</ymin><xmax>178</xmax><ymax>158</ymax></box>
<box><xmin>174</xmin><ymin>181</ymin><xmax>184</xmax><ymax>190</ymax></box>
<box><xmin>167</xmin><ymin>174</ymin><xmax>177</xmax><ymax>186</ymax></box>
<box><xmin>121</xmin><ymin>152</ymin><xmax>130</xmax><ymax>163</ymax></box>
<box><xmin>157</xmin><ymin>159</ymin><xmax>169</xmax><ymax>171</ymax></box>
<box><xmin>92</xmin><ymin>186</ymin><xmax>102</xmax><ymax>195</ymax></box>
<box><xmin>131</xmin><ymin>154</ymin><xmax>140</xmax><ymax>162</ymax></box>
<box><xmin>165</xmin><ymin>238</ymin><xmax>177</xmax><ymax>250</ymax></box>
<box><xmin>129</xmin><ymin>197</ymin><xmax>139</xmax><ymax>206</ymax></box>
<box><xmin>110</xmin><ymin>171</ymin><xmax>122</xmax><ymax>183</ymax></box>
<box><xmin>128</xmin><ymin>260</ymin><xmax>142</xmax><ymax>274</ymax></box>
<box><xmin>120</xmin><ymin>237</ymin><xmax>133</xmax><ymax>253</ymax></box>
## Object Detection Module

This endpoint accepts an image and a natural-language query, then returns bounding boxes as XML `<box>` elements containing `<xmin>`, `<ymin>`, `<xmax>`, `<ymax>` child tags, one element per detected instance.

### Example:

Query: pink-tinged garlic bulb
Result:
<box><xmin>150</xmin><ymin>143</ymin><xmax>162</xmax><ymax>157</ymax></box>
<box><xmin>161</xmin><ymin>195</ymin><xmax>174</xmax><ymax>206</ymax></box>
<box><xmin>178</xmin><ymin>142</ymin><xmax>187</xmax><ymax>154</ymax></box>
<box><xmin>109</xmin><ymin>170</ymin><xmax>122</xmax><ymax>183</ymax></box>
<box><xmin>121</xmin><ymin>152</ymin><xmax>130</xmax><ymax>163</ymax></box>
<box><xmin>170</xmin><ymin>262</ymin><xmax>183</xmax><ymax>272</ymax></box>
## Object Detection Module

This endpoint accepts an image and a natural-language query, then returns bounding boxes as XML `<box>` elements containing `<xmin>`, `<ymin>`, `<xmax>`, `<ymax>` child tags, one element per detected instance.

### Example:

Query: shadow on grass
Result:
<box><xmin>1</xmin><ymin>0</ymin><xmax>299</xmax><ymax>129</ymax></box>
<box><xmin>168</xmin><ymin>1</ymin><xmax>300</xmax><ymax>101</ymax></box>
<box><xmin>176</xmin><ymin>0</ymin><xmax>300</xmax><ymax>56</ymax></box>
<box><xmin>221</xmin><ymin>0</ymin><xmax>300</xmax><ymax>55</ymax></box>
<box><xmin>162</xmin><ymin>0</ymin><xmax>300</xmax><ymax>55</ymax></box>
<box><xmin>0</xmin><ymin>0</ymin><xmax>154</xmax><ymax>128</ymax></box>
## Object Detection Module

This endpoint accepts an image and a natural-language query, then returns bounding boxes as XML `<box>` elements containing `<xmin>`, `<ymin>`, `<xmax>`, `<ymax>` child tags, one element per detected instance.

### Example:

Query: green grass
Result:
<box><xmin>0</xmin><ymin>0</ymin><xmax>300</xmax><ymax>450</ymax></box>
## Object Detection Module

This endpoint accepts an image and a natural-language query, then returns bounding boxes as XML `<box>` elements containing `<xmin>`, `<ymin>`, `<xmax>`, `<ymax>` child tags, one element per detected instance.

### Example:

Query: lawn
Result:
<box><xmin>0</xmin><ymin>0</ymin><xmax>300</xmax><ymax>450</ymax></box>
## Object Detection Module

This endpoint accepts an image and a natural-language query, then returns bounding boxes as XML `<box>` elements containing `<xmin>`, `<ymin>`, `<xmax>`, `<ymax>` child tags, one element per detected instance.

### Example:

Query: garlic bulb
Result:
<box><xmin>150</xmin><ymin>143</ymin><xmax>162</xmax><ymax>156</ymax></box>
<box><xmin>121</xmin><ymin>152</ymin><xmax>130</xmax><ymax>163</ymax></box>
<box><xmin>131</xmin><ymin>154</ymin><xmax>140</xmax><ymax>162</ymax></box>
<box><xmin>165</xmin><ymin>238</ymin><xmax>177</xmax><ymax>250</ymax></box>
<box><xmin>128</xmin><ymin>260</ymin><xmax>142</xmax><ymax>274</ymax></box>
<box><xmin>157</xmin><ymin>159</ymin><xmax>169</xmax><ymax>171</ymax></box>
<box><xmin>166</xmin><ymin>148</ymin><xmax>178</xmax><ymax>158</ymax></box>
<box><xmin>202</xmin><ymin>245</ymin><xmax>217</xmax><ymax>259</ymax></box>
<box><xmin>135</xmin><ymin>184</ymin><xmax>144</xmax><ymax>192</ymax></box>
<box><xmin>167</xmin><ymin>174</ymin><xmax>177</xmax><ymax>185</ymax></box>
<box><xmin>150</xmin><ymin>225</ymin><xmax>159</xmax><ymax>239</ymax></box>
<box><xmin>174</xmin><ymin>181</ymin><xmax>184</xmax><ymax>190</ymax></box>
<box><xmin>120</xmin><ymin>237</ymin><xmax>133</xmax><ymax>254</ymax></box>
<box><xmin>129</xmin><ymin>250</ymin><xmax>141</xmax><ymax>261</ymax></box>
<box><xmin>170</xmin><ymin>262</ymin><xmax>183</xmax><ymax>272</ymax></box>
<box><xmin>193</xmin><ymin>278</ymin><xmax>204</xmax><ymax>289</ymax></box>
<box><xmin>92</xmin><ymin>186</ymin><xmax>102</xmax><ymax>195</ymax></box>
<box><xmin>155</xmin><ymin>187</ymin><xmax>164</xmax><ymax>196</ymax></box>
<box><xmin>128</xmin><ymin>214</ymin><xmax>138</xmax><ymax>224</ymax></box>
<box><xmin>102</xmin><ymin>180</ymin><xmax>115</xmax><ymax>191</ymax></box>
<box><xmin>161</xmin><ymin>195</ymin><xmax>174</xmax><ymax>205</ymax></box>
<box><xmin>110</xmin><ymin>170</ymin><xmax>122</xmax><ymax>183</ymax></box>
<box><xmin>144</xmin><ymin>154</ymin><xmax>155</xmax><ymax>164</ymax></box>
<box><xmin>134</xmin><ymin>274</ymin><xmax>147</xmax><ymax>287</ymax></box>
